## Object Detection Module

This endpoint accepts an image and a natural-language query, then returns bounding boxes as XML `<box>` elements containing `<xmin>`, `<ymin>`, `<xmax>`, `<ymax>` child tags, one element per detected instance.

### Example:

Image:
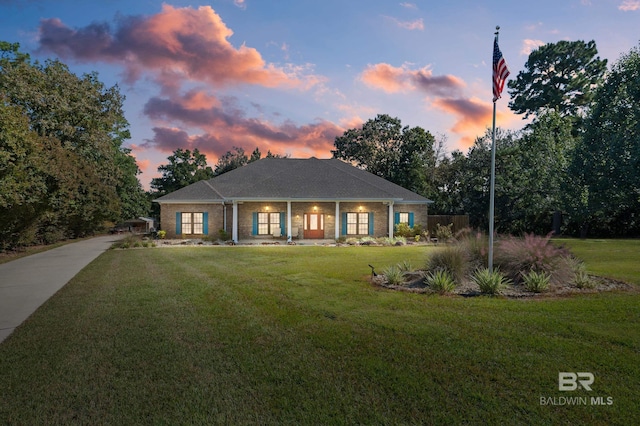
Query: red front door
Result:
<box><xmin>303</xmin><ymin>213</ymin><xmax>324</xmax><ymax>239</ymax></box>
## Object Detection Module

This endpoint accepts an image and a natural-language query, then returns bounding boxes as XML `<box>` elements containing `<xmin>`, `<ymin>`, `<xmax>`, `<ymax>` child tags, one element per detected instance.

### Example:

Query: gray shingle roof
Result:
<box><xmin>154</xmin><ymin>158</ymin><xmax>432</xmax><ymax>204</ymax></box>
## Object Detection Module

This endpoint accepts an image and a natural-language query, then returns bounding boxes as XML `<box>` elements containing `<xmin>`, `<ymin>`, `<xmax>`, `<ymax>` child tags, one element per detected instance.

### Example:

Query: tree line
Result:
<box><xmin>332</xmin><ymin>40</ymin><xmax>640</xmax><ymax>237</ymax></box>
<box><xmin>0</xmin><ymin>42</ymin><xmax>148</xmax><ymax>249</ymax></box>
<box><xmin>3</xmin><ymin>38</ymin><xmax>638</xmax><ymax>249</ymax></box>
<box><xmin>150</xmin><ymin>40</ymin><xmax>639</xmax><ymax>238</ymax></box>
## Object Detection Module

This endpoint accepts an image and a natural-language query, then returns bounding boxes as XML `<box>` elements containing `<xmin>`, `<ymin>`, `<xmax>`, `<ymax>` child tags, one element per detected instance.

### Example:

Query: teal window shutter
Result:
<box><xmin>176</xmin><ymin>212</ymin><xmax>182</xmax><ymax>235</ymax></box>
<box><xmin>280</xmin><ymin>212</ymin><xmax>285</xmax><ymax>235</ymax></box>
<box><xmin>252</xmin><ymin>212</ymin><xmax>258</xmax><ymax>235</ymax></box>
<box><xmin>341</xmin><ymin>213</ymin><xmax>347</xmax><ymax>235</ymax></box>
<box><xmin>394</xmin><ymin>212</ymin><xmax>400</xmax><ymax>225</ymax></box>
<box><xmin>203</xmin><ymin>212</ymin><xmax>209</xmax><ymax>235</ymax></box>
<box><xmin>409</xmin><ymin>213</ymin><xmax>414</xmax><ymax>228</ymax></box>
<box><xmin>368</xmin><ymin>212</ymin><xmax>374</xmax><ymax>235</ymax></box>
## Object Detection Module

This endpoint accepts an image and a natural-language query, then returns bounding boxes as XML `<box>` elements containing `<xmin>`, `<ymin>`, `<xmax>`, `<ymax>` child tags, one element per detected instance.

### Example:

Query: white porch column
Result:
<box><xmin>232</xmin><ymin>201</ymin><xmax>239</xmax><ymax>243</ymax></box>
<box><xmin>335</xmin><ymin>201</ymin><xmax>340</xmax><ymax>240</ymax></box>
<box><xmin>287</xmin><ymin>201</ymin><xmax>292</xmax><ymax>242</ymax></box>
<box><xmin>388</xmin><ymin>202</ymin><xmax>394</xmax><ymax>238</ymax></box>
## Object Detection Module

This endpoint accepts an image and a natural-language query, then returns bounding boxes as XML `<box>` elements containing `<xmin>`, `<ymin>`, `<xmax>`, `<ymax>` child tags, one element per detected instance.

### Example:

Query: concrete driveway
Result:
<box><xmin>0</xmin><ymin>235</ymin><xmax>123</xmax><ymax>344</ymax></box>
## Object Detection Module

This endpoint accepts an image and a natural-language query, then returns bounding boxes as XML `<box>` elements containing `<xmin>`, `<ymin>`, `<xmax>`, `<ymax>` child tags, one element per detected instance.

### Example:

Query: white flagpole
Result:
<box><xmin>488</xmin><ymin>26</ymin><xmax>499</xmax><ymax>273</ymax></box>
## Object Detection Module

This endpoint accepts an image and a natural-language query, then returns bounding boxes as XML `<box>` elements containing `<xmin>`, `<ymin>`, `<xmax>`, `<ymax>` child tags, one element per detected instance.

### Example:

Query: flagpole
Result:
<box><xmin>488</xmin><ymin>26</ymin><xmax>499</xmax><ymax>273</ymax></box>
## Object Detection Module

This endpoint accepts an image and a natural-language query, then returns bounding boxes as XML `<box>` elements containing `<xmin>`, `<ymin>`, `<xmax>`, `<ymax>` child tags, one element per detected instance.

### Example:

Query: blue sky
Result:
<box><xmin>1</xmin><ymin>0</ymin><xmax>638</xmax><ymax>188</ymax></box>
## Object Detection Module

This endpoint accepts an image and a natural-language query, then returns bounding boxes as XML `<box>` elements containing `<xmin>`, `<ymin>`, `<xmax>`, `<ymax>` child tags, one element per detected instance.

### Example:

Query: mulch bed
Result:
<box><xmin>372</xmin><ymin>271</ymin><xmax>637</xmax><ymax>298</ymax></box>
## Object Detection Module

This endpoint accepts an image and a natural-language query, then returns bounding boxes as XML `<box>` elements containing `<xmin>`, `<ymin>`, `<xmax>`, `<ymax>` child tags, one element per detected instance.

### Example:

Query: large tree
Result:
<box><xmin>0</xmin><ymin>42</ymin><xmax>146</xmax><ymax>245</ymax></box>
<box><xmin>568</xmin><ymin>43</ymin><xmax>640</xmax><ymax>237</ymax></box>
<box><xmin>507</xmin><ymin>40</ymin><xmax>607</xmax><ymax>119</ymax></box>
<box><xmin>332</xmin><ymin>114</ymin><xmax>435</xmax><ymax>194</ymax></box>
<box><xmin>150</xmin><ymin>148</ymin><xmax>214</xmax><ymax>196</ymax></box>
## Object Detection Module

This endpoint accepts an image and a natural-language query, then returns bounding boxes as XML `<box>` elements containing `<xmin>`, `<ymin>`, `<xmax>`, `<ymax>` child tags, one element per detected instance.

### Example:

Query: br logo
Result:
<box><xmin>558</xmin><ymin>372</ymin><xmax>594</xmax><ymax>391</ymax></box>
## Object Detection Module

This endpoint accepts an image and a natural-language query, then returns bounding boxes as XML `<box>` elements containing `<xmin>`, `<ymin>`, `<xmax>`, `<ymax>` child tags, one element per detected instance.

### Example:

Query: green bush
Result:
<box><xmin>218</xmin><ymin>229</ymin><xmax>230</xmax><ymax>241</ymax></box>
<box><xmin>522</xmin><ymin>270</ymin><xmax>551</xmax><ymax>293</ymax></box>
<box><xmin>426</xmin><ymin>270</ymin><xmax>457</xmax><ymax>294</ymax></box>
<box><xmin>394</xmin><ymin>223</ymin><xmax>423</xmax><ymax>239</ymax></box>
<box><xmin>574</xmin><ymin>271</ymin><xmax>596</xmax><ymax>289</ymax></box>
<box><xmin>426</xmin><ymin>245</ymin><xmax>468</xmax><ymax>283</ymax></box>
<box><xmin>383</xmin><ymin>265</ymin><xmax>405</xmax><ymax>286</ymax></box>
<box><xmin>471</xmin><ymin>268</ymin><xmax>511</xmax><ymax>295</ymax></box>
<box><xmin>156</xmin><ymin>230</ymin><xmax>166</xmax><ymax>239</ymax></box>
<box><xmin>397</xmin><ymin>260</ymin><xmax>413</xmax><ymax>272</ymax></box>
<box><xmin>435</xmin><ymin>223</ymin><xmax>454</xmax><ymax>242</ymax></box>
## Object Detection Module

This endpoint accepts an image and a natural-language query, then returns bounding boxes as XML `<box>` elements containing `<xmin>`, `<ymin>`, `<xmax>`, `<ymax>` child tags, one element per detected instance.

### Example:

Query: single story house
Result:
<box><xmin>154</xmin><ymin>157</ymin><xmax>432</xmax><ymax>242</ymax></box>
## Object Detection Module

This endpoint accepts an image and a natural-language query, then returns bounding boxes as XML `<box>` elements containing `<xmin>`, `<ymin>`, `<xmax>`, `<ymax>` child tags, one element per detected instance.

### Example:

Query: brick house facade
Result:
<box><xmin>155</xmin><ymin>158</ymin><xmax>432</xmax><ymax>242</ymax></box>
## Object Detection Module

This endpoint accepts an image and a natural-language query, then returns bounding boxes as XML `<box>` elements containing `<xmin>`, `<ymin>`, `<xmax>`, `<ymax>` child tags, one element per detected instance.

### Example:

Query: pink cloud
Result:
<box><xmin>360</xmin><ymin>63</ymin><xmax>465</xmax><ymax>96</ymax></box>
<box><xmin>521</xmin><ymin>39</ymin><xmax>545</xmax><ymax>56</ymax></box>
<box><xmin>619</xmin><ymin>0</ymin><xmax>640</xmax><ymax>11</ymax></box>
<box><xmin>141</xmin><ymin>90</ymin><xmax>344</xmax><ymax>160</ymax></box>
<box><xmin>37</xmin><ymin>5</ymin><xmax>318</xmax><ymax>90</ymax></box>
<box><xmin>433</xmin><ymin>97</ymin><xmax>518</xmax><ymax>148</ymax></box>
<box><xmin>386</xmin><ymin>16</ymin><xmax>425</xmax><ymax>31</ymax></box>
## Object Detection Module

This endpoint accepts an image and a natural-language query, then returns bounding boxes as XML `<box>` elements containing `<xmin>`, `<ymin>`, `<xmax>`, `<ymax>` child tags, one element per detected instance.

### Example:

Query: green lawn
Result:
<box><xmin>1</xmin><ymin>244</ymin><xmax>639</xmax><ymax>424</ymax></box>
<box><xmin>554</xmin><ymin>238</ymin><xmax>640</xmax><ymax>285</ymax></box>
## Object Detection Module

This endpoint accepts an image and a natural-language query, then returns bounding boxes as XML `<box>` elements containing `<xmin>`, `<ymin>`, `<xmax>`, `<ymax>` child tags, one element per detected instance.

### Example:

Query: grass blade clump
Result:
<box><xmin>425</xmin><ymin>270</ymin><xmax>457</xmax><ymax>294</ymax></box>
<box><xmin>426</xmin><ymin>245</ymin><xmax>468</xmax><ymax>283</ymax></box>
<box><xmin>383</xmin><ymin>265</ymin><xmax>405</xmax><ymax>286</ymax></box>
<box><xmin>522</xmin><ymin>270</ymin><xmax>550</xmax><ymax>293</ymax></box>
<box><xmin>456</xmin><ymin>230</ymin><xmax>488</xmax><ymax>271</ymax></box>
<box><xmin>397</xmin><ymin>260</ymin><xmax>414</xmax><ymax>272</ymax></box>
<box><xmin>494</xmin><ymin>233</ymin><xmax>572</xmax><ymax>285</ymax></box>
<box><xmin>471</xmin><ymin>267</ymin><xmax>511</xmax><ymax>295</ymax></box>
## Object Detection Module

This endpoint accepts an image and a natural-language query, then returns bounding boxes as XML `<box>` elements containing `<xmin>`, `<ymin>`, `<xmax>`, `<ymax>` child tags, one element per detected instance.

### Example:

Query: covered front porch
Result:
<box><xmin>227</xmin><ymin>199</ymin><xmax>403</xmax><ymax>243</ymax></box>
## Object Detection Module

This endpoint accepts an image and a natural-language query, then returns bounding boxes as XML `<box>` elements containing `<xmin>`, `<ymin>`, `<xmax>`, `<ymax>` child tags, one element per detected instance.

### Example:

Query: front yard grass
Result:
<box><xmin>555</xmin><ymin>238</ymin><xmax>640</xmax><ymax>285</ymax></box>
<box><xmin>1</xmin><ymin>245</ymin><xmax>638</xmax><ymax>424</ymax></box>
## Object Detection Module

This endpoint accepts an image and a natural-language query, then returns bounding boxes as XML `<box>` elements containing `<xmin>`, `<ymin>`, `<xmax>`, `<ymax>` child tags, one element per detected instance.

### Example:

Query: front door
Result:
<box><xmin>303</xmin><ymin>213</ymin><xmax>324</xmax><ymax>239</ymax></box>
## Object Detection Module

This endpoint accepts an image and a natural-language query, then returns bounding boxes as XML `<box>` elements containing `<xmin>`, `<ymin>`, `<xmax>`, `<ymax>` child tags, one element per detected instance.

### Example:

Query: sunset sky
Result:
<box><xmin>1</xmin><ymin>0</ymin><xmax>639</xmax><ymax>188</ymax></box>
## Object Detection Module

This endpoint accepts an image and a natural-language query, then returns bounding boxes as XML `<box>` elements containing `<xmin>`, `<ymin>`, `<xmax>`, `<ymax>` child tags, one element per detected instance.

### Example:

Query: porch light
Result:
<box><xmin>265</xmin><ymin>206</ymin><xmax>270</xmax><ymax>211</ymax></box>
<box><xmin>313</xmin><ymin>206</ymin><xmax>317</xmax><ymax>211</ymax></box>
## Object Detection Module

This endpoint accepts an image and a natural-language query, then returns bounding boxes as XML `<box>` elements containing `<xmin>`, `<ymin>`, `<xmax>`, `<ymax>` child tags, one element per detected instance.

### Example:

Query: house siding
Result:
<box><xmin>160</xmin><ymin>203</ymin><xmax>223</xmax><ymax>239</ymax></box>
<box><xmin>160</xmin><ymin>201</ymin><xmax>429</xmax><ymax>240</ymax></box>
<box><xmin>394</xmin><ymin>203</ymin><xmax>429</xmax><ymax>230</ymax></box>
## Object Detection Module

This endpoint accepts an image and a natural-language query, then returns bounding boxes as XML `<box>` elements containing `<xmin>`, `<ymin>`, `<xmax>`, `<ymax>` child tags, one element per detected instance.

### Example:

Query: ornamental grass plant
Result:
<box><xmin>425</xmin><ymin>245</ymin><xmax>468</xmax><ymax>283</ymax></box>
<box><xmin>494</xmin><ymin>233</ymin><xmax>574</xmax><ymax>285</ymax></box>
<box><xmin>471</xmin><ymin>267</ymin><xmax>511</xmax><ymax>295</ymax></box>
<box><xmin>425</xmin><ymin>269</ymin><xmax>457</xmax><ymax>294</ymax></box>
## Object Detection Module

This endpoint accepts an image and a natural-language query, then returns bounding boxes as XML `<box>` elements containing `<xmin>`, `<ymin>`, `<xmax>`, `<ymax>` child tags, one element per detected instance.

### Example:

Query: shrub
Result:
<box><xmin>574</xmin><ymin>270</ymin><xmax>596</xmax><ymax>289</ymax></box>
<box><xmin>457</xmin><ymin>230</ymin><xmax>488</xmax><ymax>271</ymax></box>
<box><xmin>426</xmin><ymin>270</ymin><xmax>457</xmax><ymax>294</ymax></box>
<box><xmin>156</xmin><ymin>230</ymin><xmax>166</xmax><ymax>239</ymax></box>
<box><xmin>471</xmin><ymin>268</ymin><xmax>511</xmax><ymax>295</ymax></box>
<box><xmin>218</xmin><ymin>229</ymin><xmax>230</xmax><ymax>241</ymax></box>
<box><xmin>383</xmin><ymin>265</ymin><xmax>405</xmax><ymax>286</ymax></box>
<box><xmin>397</xmin><ymin>260</ymin><xmax>413</xmax><ymax>272</ymax></box>
<box><xmin>494</xmin><ymin>233</ymin><xmax>572</xmax><ymax>284</ymax></box>
<box><xmin>522</xmin><ymin>270</ymin><xmax>550</xmax><ymax>293</ymax></box>
<box><xmin>395</xmin><ymin>223</ymin><xmax>413</xmax><ymax>238</ymax></box>
<box><xmin>426</xmin><ymin>245</ymin><xmax>468</xmax><ymax>283</ymax></box>
<box><xmin>435</xmin><ymin>223</ymin><xmax>454</xmax><ymax>243</ymax></box>
<box><xmin>394</xmin><ymin>223</ymin><xmax>423</xmax><ymax>239</ymax></box>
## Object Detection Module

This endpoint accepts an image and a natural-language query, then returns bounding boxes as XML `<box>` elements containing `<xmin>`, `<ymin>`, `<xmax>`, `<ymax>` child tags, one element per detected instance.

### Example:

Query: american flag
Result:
<box><xmin>492</xmin><ymin>37</ymin><xmax>510</xmax><ymax>102</ymax></box>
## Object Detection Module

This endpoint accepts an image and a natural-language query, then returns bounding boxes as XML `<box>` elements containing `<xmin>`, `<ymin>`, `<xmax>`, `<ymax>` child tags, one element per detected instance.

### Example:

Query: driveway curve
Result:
<box><xmin>0</xmin><ymin>235</ymin><xmax>123</xmax><ymax>344</ymax></box>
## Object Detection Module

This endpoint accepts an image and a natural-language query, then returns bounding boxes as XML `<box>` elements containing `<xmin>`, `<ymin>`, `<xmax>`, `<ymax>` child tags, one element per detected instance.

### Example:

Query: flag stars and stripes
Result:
<box><xmin>492</xmin><ymin>37</ymin><xmax>510</xmax><ymax>102</ymax></box>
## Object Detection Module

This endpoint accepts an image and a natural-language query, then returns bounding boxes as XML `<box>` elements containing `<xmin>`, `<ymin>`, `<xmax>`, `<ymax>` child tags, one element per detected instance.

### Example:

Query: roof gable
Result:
<box><xmin>155</xmin><ymin>158</ymin><xmax>431</xmax><ymax>203</ymax></box>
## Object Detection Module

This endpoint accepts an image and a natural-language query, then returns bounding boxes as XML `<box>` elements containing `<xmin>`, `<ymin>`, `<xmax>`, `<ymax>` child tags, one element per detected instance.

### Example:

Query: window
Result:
<box><xmin>394</xmin><ymin>212</ymin><xmax>414</xmax><ymax>227</ymax></box>
<box><xmin>181</xmin><ymin>212</ymin><xmax>204</xmax><ymax>234</ymax></box>
<box><xmin>346</xmin><ymin>212</ymin><xmax>369</xmax><ymax>235</ymax></box>
<box><xmin>257</xmin><ymin>212</ymin><xmax>281</xmax><ymax>235</ymax></box>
